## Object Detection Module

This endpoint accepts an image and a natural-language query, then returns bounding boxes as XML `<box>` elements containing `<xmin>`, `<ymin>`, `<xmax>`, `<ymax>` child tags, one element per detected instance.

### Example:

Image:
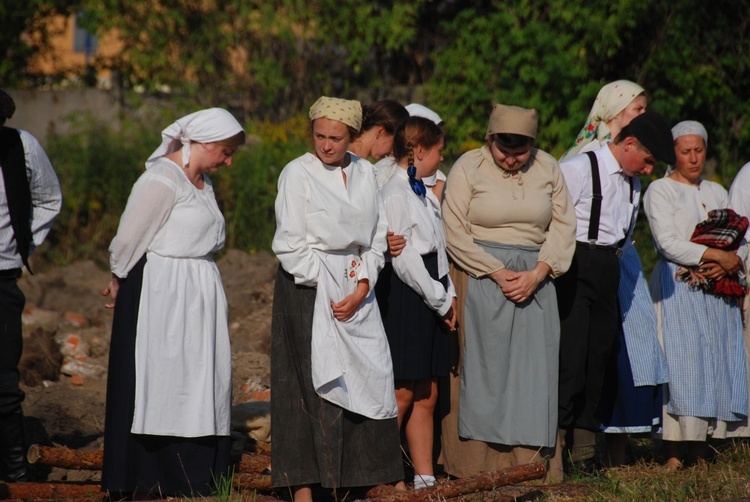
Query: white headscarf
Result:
<box><xmin>665</xmin><ymin>120</ymin><xmax>708</xmax><ymax>176</ymax></box>
<box><xmin>672</xmin><ymin>120</ymin><xmax>708</xmax><ymax>146</ymax></box>
<box><xmin>561</xmin><ymin>80</ymin><xmax>645</xmax><ymax>161</ymax></box>
<box><xmin>146</xmin><ymin>108</ymin><xmax>244</xmax><ymax>169</ymax></box>
<box><xmin>406</xmin><ymin>103</ymin><xmax>443</xmax><ymax>126</ymax></box>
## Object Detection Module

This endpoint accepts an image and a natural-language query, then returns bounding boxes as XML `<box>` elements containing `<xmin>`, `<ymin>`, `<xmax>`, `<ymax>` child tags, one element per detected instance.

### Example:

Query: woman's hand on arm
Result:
<box><xmin>386</xmin><ymin>231</ymin><xmax>407</xmax><ymax>257</ymax></box>
<box><xmin>102</xmin><ymin>274</ymin><xmax>121</xmax><ymax>309</ymax></box>
<box><xmin>331</xmin><ymin>279</ymin><xmax>370</xmax><ymax>321</ymax></box>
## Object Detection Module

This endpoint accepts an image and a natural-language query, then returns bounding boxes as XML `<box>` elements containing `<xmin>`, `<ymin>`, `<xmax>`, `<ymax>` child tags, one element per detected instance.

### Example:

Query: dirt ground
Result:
<box><xmin>16</xmin><ymin>249</ymin><xmax>277</xmax><ymax>482</ymax></box>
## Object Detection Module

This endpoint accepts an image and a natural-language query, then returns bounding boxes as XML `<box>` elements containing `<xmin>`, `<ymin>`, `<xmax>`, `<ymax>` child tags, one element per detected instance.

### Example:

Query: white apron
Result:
<box><xmin>311</xmin><ymin>250</ymin><xmax>397</xmax><ymax>420</ymax></box>
<box><xmin>131</xmin><ymin>252</ymin><xmax>232</xmax><ymax>437</ymax></box>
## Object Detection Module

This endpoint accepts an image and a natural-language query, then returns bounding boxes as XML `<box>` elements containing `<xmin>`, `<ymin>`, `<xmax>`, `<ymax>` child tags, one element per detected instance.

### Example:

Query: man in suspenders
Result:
<box><xmin>0</xmin><ymin>89</ymin><xmax>62</xmax><ymax>481</ymax></box>
<box><xmin>556</xmin><ymin>111</ymin><xmax>675</xmax><ymax>472</ymax></box>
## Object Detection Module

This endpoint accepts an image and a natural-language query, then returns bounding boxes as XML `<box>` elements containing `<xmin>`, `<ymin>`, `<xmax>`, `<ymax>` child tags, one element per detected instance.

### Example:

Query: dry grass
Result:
<box><xmin>544</xmin><ymin>439</ymin><xmax>750</xmax><ymax>501</ymax></box>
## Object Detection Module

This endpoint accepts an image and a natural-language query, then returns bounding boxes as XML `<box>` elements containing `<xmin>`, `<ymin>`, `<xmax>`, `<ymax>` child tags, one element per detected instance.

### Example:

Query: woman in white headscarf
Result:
<box><xmin>646</xmin><ymin>120</ymin><xmax>747</xmax><ymax>469</ymax></box>
<box><xmin>271</xmin><ymin>96</ymin><xmax>403</xmax><ymax>502</ymax></box>
<box><xmin>101</xmin><ymin>108</ymin><xmax>245</xmax><ymax>498</ymax></box>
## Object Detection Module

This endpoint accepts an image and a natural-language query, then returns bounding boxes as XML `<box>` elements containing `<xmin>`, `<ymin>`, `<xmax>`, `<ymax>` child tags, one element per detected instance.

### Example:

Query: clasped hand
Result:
<box><xmin>489</xmin><ymin>263</ymin><xmax>551</xmax><ymax>303</ymax></box>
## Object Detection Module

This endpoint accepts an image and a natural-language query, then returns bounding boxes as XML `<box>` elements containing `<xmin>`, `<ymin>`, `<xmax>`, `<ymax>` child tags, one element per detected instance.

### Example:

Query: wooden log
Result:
<box><xmin>365</xmin><ymin>463</ymin><xmax>546</xmax><ymax>502</ymax></box>
<box><xmin>233</xmin><ymin>472</ymin><xmax>271</xmax><ymax>491</ymax></box>
<box><xmin>237</xmin><ymin>452</ymin><xmax>271</xmax><ymax>474</ymax></box>
<box><xmin>27</xmin><ymin>444</ymin><xmax>271</xmax><ymax>476</ymax></box>
<box><xmin>26</xmin><ymin>444</ymin><xmax>103</xmax><ymax>470</ymax></box>
<box><xmin>0</xmin><ymin>482</ymin><xmax>101</xmax><ymax>500</ymax></box>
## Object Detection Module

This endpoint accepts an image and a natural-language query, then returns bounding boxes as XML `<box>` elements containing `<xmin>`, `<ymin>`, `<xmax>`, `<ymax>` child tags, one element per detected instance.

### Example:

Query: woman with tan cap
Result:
<box><xmin>271</xmin><ymin>96</ymin><xmax>403</xmax><ymax>501</ymax></box>
<box><xmin>440</xmin><ymin>104</ymin><xmax>576</xmax><ymax>481</ymax></box>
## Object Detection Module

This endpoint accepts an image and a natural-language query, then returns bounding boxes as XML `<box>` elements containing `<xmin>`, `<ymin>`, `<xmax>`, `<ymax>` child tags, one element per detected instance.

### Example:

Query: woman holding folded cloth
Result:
<box><xmin>644</xmin><ymin>120</ymin><xmax>749</xmax><ymax>469</ymax></box>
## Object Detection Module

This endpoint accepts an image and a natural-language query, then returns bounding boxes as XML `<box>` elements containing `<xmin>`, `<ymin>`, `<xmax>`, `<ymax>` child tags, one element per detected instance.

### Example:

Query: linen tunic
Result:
<box><xmin>109</xmin><ymin>158</ymin><xmax>231</xmax><ymax>437</ymax></box>
<box><xmin>441</xmin><ymin>146</ymin><xmax>575</xmax><ymax>460</ymax></box>
<box><xmin>645</xmin><ymin>178</ymin><xmax>748</xmax><ymax>427</ymax></box>
<box><xmin>443</xmin><ymin>146</ymin><xmax>575</xmax><ymax>279</ymax></box>
<box><xmin>272</xmin><ymin>152</ymin><xmax>396</xmax><ymax>419</ymax></box>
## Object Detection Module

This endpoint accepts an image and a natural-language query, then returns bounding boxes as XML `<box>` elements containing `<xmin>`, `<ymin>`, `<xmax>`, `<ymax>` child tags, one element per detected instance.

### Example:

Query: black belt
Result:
<box><xmin>576</xmin><ymin>241</ymin><xmax>622</xmax><ymax>256</ymax></box>
<box><xmin>0</xmin><ymin>268</ymin><xmax>21</xmax><ymax>280</ymax></box>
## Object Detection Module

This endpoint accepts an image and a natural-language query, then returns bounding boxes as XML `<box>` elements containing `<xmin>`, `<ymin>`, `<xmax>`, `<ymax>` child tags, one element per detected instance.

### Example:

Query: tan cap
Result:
<box><xmin>486</xmin><ymin>104</ymin><xmax>538</xmax><ymax>139</ymax></box>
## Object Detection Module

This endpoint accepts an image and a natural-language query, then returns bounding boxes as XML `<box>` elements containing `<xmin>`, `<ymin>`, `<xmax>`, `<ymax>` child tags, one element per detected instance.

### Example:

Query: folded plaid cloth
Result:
<box><xmin>675</xmin><ymin>208</ymin><xmax>749</xmax><ymax>299</ymax></box>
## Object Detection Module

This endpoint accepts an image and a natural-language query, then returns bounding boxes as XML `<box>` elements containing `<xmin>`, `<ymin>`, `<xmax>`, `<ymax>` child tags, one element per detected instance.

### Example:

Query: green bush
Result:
<box><xmin>41</xmin><ymin>113</ymin><xmax>312</xmax><ymax>265</ymax></box>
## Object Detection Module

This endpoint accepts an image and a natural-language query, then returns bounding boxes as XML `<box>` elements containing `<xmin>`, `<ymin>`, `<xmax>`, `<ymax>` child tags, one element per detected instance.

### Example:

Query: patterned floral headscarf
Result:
<box><xmin>560</xmin><ymin>80</ymin><xmax>645</xmax><ymax>161</ymax></box>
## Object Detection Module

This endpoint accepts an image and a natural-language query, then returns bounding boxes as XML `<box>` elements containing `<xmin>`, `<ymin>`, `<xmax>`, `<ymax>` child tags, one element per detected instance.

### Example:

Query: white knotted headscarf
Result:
<box><xmin>146</xmin><ymin>108</ymin><xmax>244</xmax><ymax>169</ymax></box>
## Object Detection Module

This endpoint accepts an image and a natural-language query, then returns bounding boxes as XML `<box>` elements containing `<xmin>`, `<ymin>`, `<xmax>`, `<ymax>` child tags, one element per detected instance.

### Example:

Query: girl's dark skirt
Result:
<box><xmin>376</xmin><ymin>253</ymin><xmax>449</xmax><ymax>380</ymax></box>
<box><xmin>101</xmin><ymin>255</ymin><xmax>230</xmax><ymax>498</ymax></box>
<box><xmin>597</xmin><ymin>327</ymin><xmax>663</xmax><ymax>433</ymax></box>
<box><xmin>270</xmin><ymin>266</ymin><xmax>404</xmax><ymax>489</ymax></box>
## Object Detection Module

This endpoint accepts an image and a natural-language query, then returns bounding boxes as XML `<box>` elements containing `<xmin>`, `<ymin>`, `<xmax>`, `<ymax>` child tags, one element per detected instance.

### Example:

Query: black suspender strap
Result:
<box><xmin>585</xmin><ymin>151</ymin><xmax>602</xmax><ymax>243</ymax></box>
<box><xmin>617</xmin><ymin>176</ymin><xmax>635</xmax><ymax>248</ymax></box>
<box><xmin>0</xmin><ymin>127</ymin><xmax>33</xmax><ymax>274</ymax></box>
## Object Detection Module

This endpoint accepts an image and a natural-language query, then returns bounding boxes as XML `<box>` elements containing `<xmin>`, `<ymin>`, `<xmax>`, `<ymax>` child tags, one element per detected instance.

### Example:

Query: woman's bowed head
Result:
<box><xmin>486</xmin><ymin>104</ymin><xmax>536</xmax><ymax>174</ymax></box>
<box><xmin>102</xmin><ymin>108</ymin><xmax>245</xmax><ymax>309</ymax></box>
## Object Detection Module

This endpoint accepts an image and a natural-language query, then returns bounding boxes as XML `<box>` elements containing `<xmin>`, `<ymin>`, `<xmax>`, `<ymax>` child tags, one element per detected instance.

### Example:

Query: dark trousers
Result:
<box><xmin>0</xmin><ymin>276</ymin><xmax>25</xmax><ymax>416</ymax></box>
<box><xmin>556</xmin><ymin>246</ymin><xmax>620</xmax><ymax>432</ymax></box>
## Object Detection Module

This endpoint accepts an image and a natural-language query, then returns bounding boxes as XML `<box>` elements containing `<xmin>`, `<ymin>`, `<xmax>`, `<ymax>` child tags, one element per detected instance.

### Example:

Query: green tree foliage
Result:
<box><xmin>0</xmin><ymin>0</ymin><xmax>73</xmax><ymax>85</ymax></box>
<box><xmin>78</xmin><ymin>0</ymin><xmax>430</xmax><ymax>115</ymax></box>
<box><xmin>426</xmin><ymin>0</ymin><xmax>750</xmax><ymax>174</ymax></box>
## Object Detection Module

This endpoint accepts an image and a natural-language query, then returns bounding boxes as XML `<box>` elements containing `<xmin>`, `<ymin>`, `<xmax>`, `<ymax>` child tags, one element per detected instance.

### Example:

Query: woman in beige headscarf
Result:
<box><xmin>271</xmin><ymin>96</ymin><xmax>403</xmax><ymax>501</ymax></box>
<box><xmin>440</xmin><ymin>104</ymin><xmax>576</xmax><ymax>482</ymax></box>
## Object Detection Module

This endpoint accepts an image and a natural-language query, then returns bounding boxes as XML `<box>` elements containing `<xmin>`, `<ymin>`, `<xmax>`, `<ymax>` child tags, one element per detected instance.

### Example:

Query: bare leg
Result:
<box><xmin>293</xmin><ymin>485</ymin><xmax>312</xmax><ymax>502</ymax></box>
<box><xmin>664</xmin><ymin>440</ymin><xmax>683</xmax><ymax>470</ymax></box>
<box><xmin>404</xmin><ymin>379</ymin><xmax>438</xmax><ymax>477</ymax></box>
<box><xmin>395</xmin><ymin>381</ymin><xmax>415</xmax><ymax>429</ymax></box>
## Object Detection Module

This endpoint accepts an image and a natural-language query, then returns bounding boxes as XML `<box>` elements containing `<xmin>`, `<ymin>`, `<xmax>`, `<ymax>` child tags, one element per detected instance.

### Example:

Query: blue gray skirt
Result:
<box><xmin>458</xmin><ymin>242</ymin><xmax>559</xmax><ymax>448</ymax></box>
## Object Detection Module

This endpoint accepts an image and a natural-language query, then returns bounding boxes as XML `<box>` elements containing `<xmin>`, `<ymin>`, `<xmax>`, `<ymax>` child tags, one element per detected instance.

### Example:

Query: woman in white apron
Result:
<box><xmin>271</xmin><ymin>96</ymin><xmax>403</xmax><ymax>502</ymax></box>
<box><xmin>101</xmin><ymin>108</ymin><xmax>244</xmax><ymax>498</ymax></box>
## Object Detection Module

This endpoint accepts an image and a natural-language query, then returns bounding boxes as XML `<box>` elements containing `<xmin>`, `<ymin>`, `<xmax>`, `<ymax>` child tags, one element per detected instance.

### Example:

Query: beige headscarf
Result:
<box><xmin>486</xmin><ymin>104</ymin><xmax>538</xmax><ymax>139</ymax></box>
<box><xmin>560</xmin><ymin>80</ymin><xmax>645</xmax><ymax>161</ymax></box>
<box><xmin>309</xmin><ymin>96</ymin><xmax>363</xmax><ymax>132</ymax></box>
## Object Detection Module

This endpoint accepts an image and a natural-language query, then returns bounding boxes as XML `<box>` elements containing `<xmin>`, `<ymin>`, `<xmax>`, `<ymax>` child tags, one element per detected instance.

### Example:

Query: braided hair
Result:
<box><xmin>392</xmin><ymin>116</ymin><xmax>444</xmax><ymax>164</ymax></box>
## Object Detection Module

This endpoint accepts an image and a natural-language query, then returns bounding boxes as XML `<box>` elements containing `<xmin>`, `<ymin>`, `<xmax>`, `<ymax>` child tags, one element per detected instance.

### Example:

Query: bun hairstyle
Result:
<box><xmin>360</xmin><ymin>100</ymin><xmax>409</xmax><ymax>136</ymax></box>
<box><xmin>393</xmin><ymin>116</ymin><xmax>444</xmax><ymax>166</ymax></box>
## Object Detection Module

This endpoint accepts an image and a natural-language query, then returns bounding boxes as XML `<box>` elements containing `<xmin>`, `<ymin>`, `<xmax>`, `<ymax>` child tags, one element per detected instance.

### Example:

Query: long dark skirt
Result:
<box><xmin>376</xmin><ymin>253</ymin><xmax>449</xmax><ymax>380</ymax></box>
<box><xmin>271</xmin><ymin>266</ymin><xmax>403</xmax><ymax>490</ymax></box>
<box><xmin>101</xmin><ymin>255</ymin><xmax>230</xmax><ymax>498</ymax></box>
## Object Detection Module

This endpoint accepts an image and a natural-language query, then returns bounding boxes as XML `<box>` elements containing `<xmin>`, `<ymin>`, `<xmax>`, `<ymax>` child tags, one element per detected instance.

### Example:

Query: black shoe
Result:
<box><xmin>0</xmin><ymin>409</ymin><xmax>28</xmax><ymax>482</ymax></box>
<box><xmin>564</xmin><ymin>457</ymin><xmax>602</xmax><ymax>477</ymax></box>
